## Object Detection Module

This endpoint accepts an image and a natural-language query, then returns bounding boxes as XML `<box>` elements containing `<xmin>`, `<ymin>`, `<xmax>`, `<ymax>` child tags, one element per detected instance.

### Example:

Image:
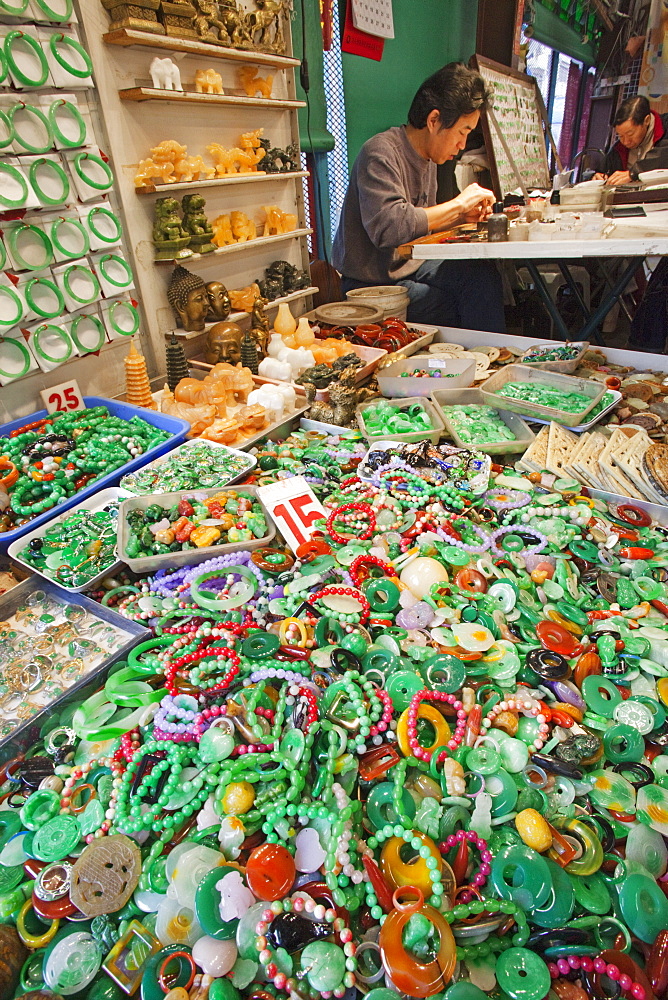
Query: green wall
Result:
<box><xmin>340</xmin><ymin>0</ymin><xmax>480</xmax><ymax>166</ymax></box>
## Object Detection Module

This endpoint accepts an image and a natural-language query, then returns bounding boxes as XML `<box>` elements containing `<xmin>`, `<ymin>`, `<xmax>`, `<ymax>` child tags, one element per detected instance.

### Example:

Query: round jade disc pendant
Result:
<box><xmin>301</xmin><ymin>941</ymin><xmax>346</xmax><ymax>991</ymax></box>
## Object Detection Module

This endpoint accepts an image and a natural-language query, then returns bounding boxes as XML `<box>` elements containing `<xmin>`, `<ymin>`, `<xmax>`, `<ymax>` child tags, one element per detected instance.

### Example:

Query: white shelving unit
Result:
<box><xmin>76</xmin><ymin>4</ymin><xmax>313</xmax><ymax>375</ymax></box>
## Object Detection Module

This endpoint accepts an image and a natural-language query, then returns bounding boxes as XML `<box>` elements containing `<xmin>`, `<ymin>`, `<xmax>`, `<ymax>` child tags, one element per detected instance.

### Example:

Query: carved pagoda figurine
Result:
<box><xmin>165</xmin><ymin>333</ymin><xmax>189</xmax><ymax>390</ymax></box>
<box><xmin>167</xmin><ymin>265</ymin><xmax>210</xmax><ymax>332</ymax></box>
<box><xmin>125</xmin><ymin>339</ymin><xmax>157</xmax><ymax>409</ymax></box>
<box><xmin>240</xmin><ymin>330</ymin><xmax>259</xmax><ymax>374</ymax></box>
<box><xmin>181</xmin><ymin>193</ymin><xmax>215</xmax><ymax>254</ymax></box>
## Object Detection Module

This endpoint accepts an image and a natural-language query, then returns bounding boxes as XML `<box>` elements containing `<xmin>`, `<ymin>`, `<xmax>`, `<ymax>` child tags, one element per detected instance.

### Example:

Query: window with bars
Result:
<box><xmin>323</xmin><ymin>0</ymin><xmax>349</xmax><ymax>246</ymax></box>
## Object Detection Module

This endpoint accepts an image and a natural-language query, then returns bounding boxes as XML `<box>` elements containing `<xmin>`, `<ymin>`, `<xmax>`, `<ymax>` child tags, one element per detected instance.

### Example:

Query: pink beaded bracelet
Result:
<box><xmin>548</xmin><ymin>955</ymin><xmax>645</xmax><ymax>1000</ymax></box>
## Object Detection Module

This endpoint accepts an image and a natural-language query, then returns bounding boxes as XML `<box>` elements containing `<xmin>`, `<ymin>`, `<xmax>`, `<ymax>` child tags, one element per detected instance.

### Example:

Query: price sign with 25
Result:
<box><xmin>257</xmin><ymin>476</ymin><xmax>327</xmax><ymax>552</ymax></box>
<box><xmin>40</xmin><ymin>379</ymin><xmax>84</xmax><ymax>414</ymax></box>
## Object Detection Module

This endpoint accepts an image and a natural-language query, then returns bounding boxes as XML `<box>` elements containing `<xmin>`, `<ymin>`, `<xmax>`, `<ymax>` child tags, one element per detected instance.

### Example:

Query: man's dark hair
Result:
<box><xmin>408</xmin><ymin>62</ymin><xmax>491</xmax><ymax>130</ymax></box>
<box><xmin>614</xmin><ymin>94</ymin><xmax>651</xmax><ymax>127</ymax></box>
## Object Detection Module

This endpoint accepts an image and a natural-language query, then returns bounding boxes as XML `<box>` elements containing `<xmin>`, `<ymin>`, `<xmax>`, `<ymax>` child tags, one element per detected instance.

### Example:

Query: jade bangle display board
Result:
<box><xmin>117</xmin><ymin>485</ymin><xmax>276</xmax><ymax>574</ymax></box>
<box><xmin>0</xmin><ymin>574</ymin><xmax>146</xmax><ymax>754</ymax></box>
<box><xmin>0</xmin><ymin>396</ymin><xmax>189</xmax><ymax>547</ymax></box>
<box><xmin>472</xmin><ymin>55</ymin><xmax>552</xmax><ymax>200</ymax></box>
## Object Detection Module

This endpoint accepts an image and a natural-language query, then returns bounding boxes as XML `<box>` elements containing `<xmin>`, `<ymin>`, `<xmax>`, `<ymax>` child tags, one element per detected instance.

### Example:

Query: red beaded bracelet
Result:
<box><xmin>349</xmin><ymin>552</ymin><xmax>393</xmax><ymax>587</ymax></box>
<box><xmin>311</xmin><ymin>585</ymin><xmax>371</xmax><ymax>624</ymax></box>
<box><xmin>326</xmin><ymin>502</ymin><xmax>376</xmax><ymax>543</ymax></box>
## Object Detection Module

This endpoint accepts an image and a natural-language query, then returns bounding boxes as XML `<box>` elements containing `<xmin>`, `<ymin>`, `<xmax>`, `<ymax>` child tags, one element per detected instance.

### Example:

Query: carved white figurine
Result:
<box><xmin>150</xmin><ymin>56</ymin><xmax>183</xmax><ymax>91</ymax></box>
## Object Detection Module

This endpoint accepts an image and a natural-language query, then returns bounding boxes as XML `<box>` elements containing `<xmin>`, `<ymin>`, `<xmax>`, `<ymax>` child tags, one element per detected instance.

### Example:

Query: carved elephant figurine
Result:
<box><xmin>150</xmin><ymin>56</ymin><xmax>183</xmax><ymax>91</ymax></box>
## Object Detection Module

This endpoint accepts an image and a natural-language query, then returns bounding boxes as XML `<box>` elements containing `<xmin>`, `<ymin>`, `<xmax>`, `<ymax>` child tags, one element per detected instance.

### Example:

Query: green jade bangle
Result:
<box><xmin>109</xmin><ymin>299</ymin><xmax>140</xmax><ymax>336</ymax></box>
<box><xmin>24</xmin><ymin>277</ymin><xmax>64</xmax><ymax>320</ymax></box>
<box><xmin>0</xmin><ymin>109</ymin><xmax>14</xmax><ymax>150</ymax></box>
<box><xmin>104</xmin><ymin>665</ymin><xmax>166</xmax><ymax>708</ymax></box>
<box><xmin>7</xmin><ymin>225</ymin><xmax>53</xmax><ymax>272</ymax></box>
<box><xmin>62</xmin><ymin>264</ymin><xmax>100</xmax><ymax>306</ymax></box>
<box><xmin>0</xmin><ymin>284</ymin><xmax>24</xmax><ymax>328</ymax></box>
<box><xmin>70</xmin><ymin>313</ymin><xmax>105</xmax><ymax>353</ymax></box>
<box><xmin>128</xmin><ymin>635</ymin><xmax>179</xmax><ymax>672</ymax></box>
<box><xmin>29</xmin><ymin>159</ymin><xmax>70</xmax><ymax>207</ymax></box>
<box><xmin>4</xmin><ymin>31</ymin><xmax>49</xmax><ymax>88</ymax></box>
<box><xmin>34</xmin><ymin>0</ymin><xmax>73</xmax><ymax>22</ymax></box>
<box><xmin>50</xmin><ymin>218</ymin><xmax>89</xmax><ymax>260</ymax></box>
<box><xmin>87</xmin><ymin>206</ymin><xmax>122</xmax><ymax>244</ymax></box>
<box><xmin>73</xmin><ymin>151</ymin><xmax>113</xmax><ymax>192</ymax></box>
<box><xmin>190</xmin><ymin>565</ymin><xmax>257</xmax><ymax>612</ymax></box>
<box><xmin>98</xmin><ymin>254</ymin><xmax>132</xmax><ymax>288</ymax></box>
<box><xmin>8</xmin><ymin>103</ymin><xmax>52</xmax><ymax>154</ymax></box>
<box><xmin>0</xmin><ymin>337</ymin><xmax>32</xmax><ymax>380</ymax></box>
<box><xmin>72</xmin><ymin>690</ymin><xmax>146</xmax><ymax>742</ymax></box>
<box><xmin>48</xmin><ymin>99</ymin><xmax>86</xmax><ymax>148</ymax></box>
<box><xmin>33</xmin><ymin>324</ymin><xmax>73</xmax><ymax>365</ymax></box>
<box><xmin>0</xmin><ymin>163</ymin><xmax>29</xmax><ymax>209</ymax></box>
<box><xmin>0</xmin><ymin>45</ymin><xmax>6</xmax><ymax>85</ymax></box>
<box><xmin>0</xmin><ymin>239</ymin><xmax>6</xmax><ymax>271</ymax></box>
<box><xmin>49</xmin><ymin>33</ymin><xmax>93</xmax><ymax>79</ymax></box>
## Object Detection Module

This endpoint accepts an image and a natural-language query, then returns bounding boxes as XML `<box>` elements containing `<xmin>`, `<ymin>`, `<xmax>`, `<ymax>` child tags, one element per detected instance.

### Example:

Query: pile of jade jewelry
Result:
<box><xmin>0</xmin><ymin>406</ymin><xmax>170</xmax><ymax>529</ymax></box>
<box><xmin>5</xmin><ymin>460</ymin><xmax>668</xmax><ymax>1000</ymax></box>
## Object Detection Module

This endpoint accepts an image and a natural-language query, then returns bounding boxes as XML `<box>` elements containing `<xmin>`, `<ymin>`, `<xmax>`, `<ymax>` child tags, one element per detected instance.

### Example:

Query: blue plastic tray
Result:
<box><xmin>0</xmin><ymin>395</ymin><xmax>189</xmax><ymax>547</ymax></box>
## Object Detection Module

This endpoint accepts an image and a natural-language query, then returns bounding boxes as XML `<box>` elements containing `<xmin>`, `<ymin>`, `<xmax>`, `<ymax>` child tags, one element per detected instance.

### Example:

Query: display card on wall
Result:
<box><xmin>351</xmin><ymin>0</ymin><xmax>394</xmax><ymax>38</ymax></box>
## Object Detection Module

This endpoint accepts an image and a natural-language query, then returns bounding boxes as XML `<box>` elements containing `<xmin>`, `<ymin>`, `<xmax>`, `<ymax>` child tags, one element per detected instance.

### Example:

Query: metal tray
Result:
<box><xmin>7</xmin><ymin>488</ymin><xmax>132</xmax><ymax>593</ymax></box>
<box><xmin>432</xmin><ymin>389</ymin><xmax>535</xmax><ymax>455</ymax></box>
<box><xmin>117</xmin><ymin>485</ymin><xmax>276</xmax><ymax>574</ymax></box>
<box><xmin>0</xmin><ymin>396</ymin><xmax>189</xmax><ymax>547</ymax></box>
<box><xmin>479</xmin><ymin>364</ymin><xmax>605</xmax><ymax>425</ymax></box>
<box><xmin>356</xmin><ymin>395</ymin><xmax>445</xmax><ymax>445</ymax></box>
<box><xmin>120</xmin><ymin>440</ymin><xmax>257</xmax><ymax>496</ymax></box>
<box><xmin>0</xmin><ymin>575</ymin><xmax>146</xmax><ymax>752</ymax></box>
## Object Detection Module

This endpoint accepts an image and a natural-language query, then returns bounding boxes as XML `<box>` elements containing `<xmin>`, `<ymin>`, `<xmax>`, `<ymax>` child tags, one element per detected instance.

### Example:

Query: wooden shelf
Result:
<box><xmin>103</xmin><ymin>28</ymin><xmax>300</xmax><ymax>68</ymax></box>
<box><xmin>154</xmin><ymin>227</ymin><xmax>312</xmax><ymax>264</ymax></box>
<box><xmin>169</xmin><ymin>286</ymin><xmax>318</xmax><ymax>339</ymax></box>
<box><xmin>136</xmin><ymin>169</ymin><xmax>308</xmax><ymax>196</ymax></box>
<box><xmin>120</xmin><ymin>87</ymin><xmax>306</xmax><ymax>110</ymax></box>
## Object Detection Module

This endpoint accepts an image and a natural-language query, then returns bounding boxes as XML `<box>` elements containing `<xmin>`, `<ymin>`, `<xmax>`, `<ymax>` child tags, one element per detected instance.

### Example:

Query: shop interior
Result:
<box><xmin>2</xmin><ymin>1</ymin><xmax>668</xmax><ymax>998</ymax></box>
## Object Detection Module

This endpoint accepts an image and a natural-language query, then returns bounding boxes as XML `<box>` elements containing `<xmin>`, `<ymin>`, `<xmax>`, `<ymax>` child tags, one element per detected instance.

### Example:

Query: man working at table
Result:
<box><xmin>598</xmin><ymin>94</ymin><xmax>668</xmax><ymax>187</ymax></box>
<box><xmin>332</xmin><ymin>63</ymin><xmax>505</xmax><ymax>332</ymax></box>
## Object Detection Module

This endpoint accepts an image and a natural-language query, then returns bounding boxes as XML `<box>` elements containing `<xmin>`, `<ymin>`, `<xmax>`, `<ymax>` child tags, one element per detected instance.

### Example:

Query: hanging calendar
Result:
<box><xmin>351</xmin><ymin>0</ymin><xmax>395</xmax><ymax>39</ymax></box>
<box><xmin>473</xmin><ymin>56</ymin><xmax>552</xmax><ymax>199</ymax></box>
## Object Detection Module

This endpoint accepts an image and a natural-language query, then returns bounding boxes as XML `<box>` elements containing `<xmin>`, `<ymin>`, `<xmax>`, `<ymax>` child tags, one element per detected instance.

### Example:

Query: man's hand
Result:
<box><xmin>456</xmin><ymin>183</ymin><xmax>496</xmax><ymax>216</ymax></box>
<box><xmin>593</xmin><ymin>172</ymin><xmax>607</xmax><ymax>180</ymax></box>
<box><xmin>606</xmin><ymin>170</ymin><xmax>632</xmax><ymax>186</ymax></box>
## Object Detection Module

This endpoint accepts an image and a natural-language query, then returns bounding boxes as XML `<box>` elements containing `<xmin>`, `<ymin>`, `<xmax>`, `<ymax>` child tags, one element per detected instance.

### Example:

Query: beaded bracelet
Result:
<box><xmin>326</xmin><ymin>502</ymin><xmax>376</xmax><ymax>543</ymax></box>
<box><xmin>548</xmin><ymin>955</ymin><xmax>645</xmax><ymax>1000</ymax></box>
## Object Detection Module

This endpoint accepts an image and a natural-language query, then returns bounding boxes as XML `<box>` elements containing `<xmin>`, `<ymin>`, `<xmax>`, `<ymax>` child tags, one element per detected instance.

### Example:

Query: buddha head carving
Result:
<box><xmin>206</xmin><ymin>280</ymin><xmax>231</xmax><ymax>321</ymax></box>
<box><xmin>204</xmin><ymin>321</ymin><xmax>244</xmax><ymax>366</ymax></box>
<box><xmin>167</xmin><ymin>265</ymin><xmax>209</xmax><ymax>332</ymax></box>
